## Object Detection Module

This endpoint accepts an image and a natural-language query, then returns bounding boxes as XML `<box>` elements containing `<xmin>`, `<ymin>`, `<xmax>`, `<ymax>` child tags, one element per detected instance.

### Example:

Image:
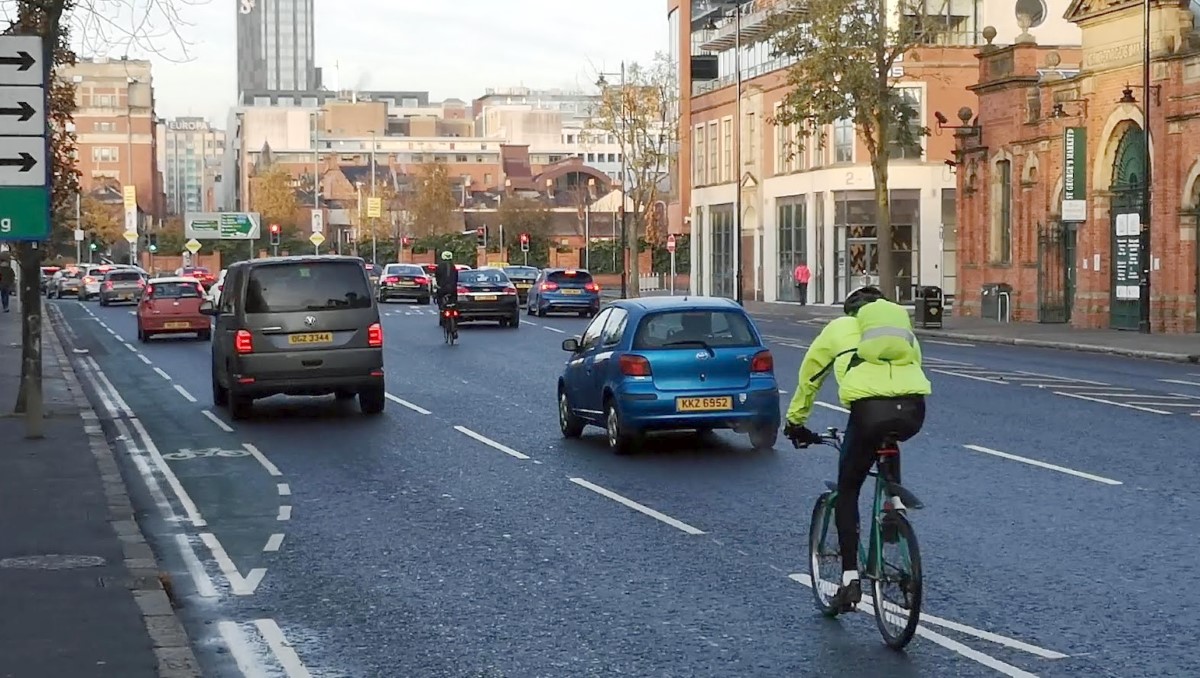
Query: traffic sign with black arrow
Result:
<box><xmin>0</xmin><ymin>51</ymin><xmax>35</xmax><ymax>72</ymax></box>
<box><xmin>0</xmin><ymin>152</ymin><xmax>36</xmax><ymax>172</ymax></box>
<box><xmin>0</xmin><ymin>100</ymin><xmax>34</xmax><ymax>121</ymax></box>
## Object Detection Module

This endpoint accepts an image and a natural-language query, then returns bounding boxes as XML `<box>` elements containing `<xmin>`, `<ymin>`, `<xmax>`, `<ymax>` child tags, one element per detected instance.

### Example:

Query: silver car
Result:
<box><xmin>98</xmin><ymin>269</ymin><xmax>146</xmax><ymax>306</ymax></box>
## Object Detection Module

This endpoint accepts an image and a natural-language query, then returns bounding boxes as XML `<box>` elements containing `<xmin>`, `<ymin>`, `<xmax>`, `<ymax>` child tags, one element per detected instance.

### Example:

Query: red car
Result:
<box><xmin>177</xmin><ymin>266</ymin><xmax>216</xmax><ymax>288</ymax></box>
<box><xmin>136</xmin><ymin>277</ymin><xmax>211</xmax><ymax>342</ymax></box>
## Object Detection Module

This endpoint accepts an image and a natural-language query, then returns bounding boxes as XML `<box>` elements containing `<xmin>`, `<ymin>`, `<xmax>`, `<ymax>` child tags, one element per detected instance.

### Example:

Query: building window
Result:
<box><xmin>710</xmin><ymin>204</ymin><xmax>735</xmax><ymax>299</ymax></box>
<box><xmin>708</xmin><ymin>122</ymin><xmax>718</xmax><ymax>184</ymax></box>
<box><xmin>456</xmin><ymin>155</ymin><xmax>468</xmax><ymax>162</ymax></box>
<box><xmin>92</xmin><ymin>147</ymin><xmax>118</xmax><ymax>162</ymax></box>
<box><xmin>94</xmin><ymin>94</ymin><xmax>116</xmax><ymax>107</ymax></box>
<box><xmin>833</xmin><ymin>119</ymin><xmax>854</xmax><ymax>163</ymax></box>
<box><xmin>94</xmin><ymin>121</ymin><xmax>116</xmax><ymax>132</ymax></box>
<box><xmin>721</xmin><ymin>117</ymin><xmax>732</xmax><ymax>182</ymax></box>
<box><xmin>993</xmin><ymin>159</ymin><xmax>1013</xmax><ymax>263</ymax></box>
<box><xmin>744</xmin><ymin>112</ymin><xmax>756</xmax><ymax>166</ymax></box>
<box><xmin>694</xmin><ymin>124</ymin><xmax>706</xmax><ymax>186</ymax></box>
<box><xmin>777</xmin><ymin>195</ymin><xmax>807</xmax><ymax>302</ymax></box>
<box><xmin>890</xmin><ymin>87</ymin><xmax>923</xmax><ymax>160</ymax></box>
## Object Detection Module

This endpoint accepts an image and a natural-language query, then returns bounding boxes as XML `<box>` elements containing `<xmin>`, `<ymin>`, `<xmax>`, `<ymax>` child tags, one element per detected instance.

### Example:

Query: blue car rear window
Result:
<box><xmin>548</xmin><ymin>271</ymin><xmax>592</xmax><ymax>285</ymax></box>
<box><xmin>633</xmin><ymin>310</ymin><xmax>758</xmax><ymax>349</ymax></box>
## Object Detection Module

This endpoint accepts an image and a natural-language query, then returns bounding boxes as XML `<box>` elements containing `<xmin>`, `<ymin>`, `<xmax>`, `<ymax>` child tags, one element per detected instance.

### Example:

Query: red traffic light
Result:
<box><xmin>402</xmin><ymin>236</ymin><xmax>412</xmax><ymax>246</ymax></box>
<box><xmin>269</xmin><ymin>223</ymin><xmax>280</xmax><ymax>234</ymax></box>
<box><xmin>519</xmin><ymin>233</ymin><xmax>529</xmax><ymax>244</ymax></box>
<box><xmin>476</xmin><ymin>228</ymin><xmax>485</xmax><ymax>236</ymax></box>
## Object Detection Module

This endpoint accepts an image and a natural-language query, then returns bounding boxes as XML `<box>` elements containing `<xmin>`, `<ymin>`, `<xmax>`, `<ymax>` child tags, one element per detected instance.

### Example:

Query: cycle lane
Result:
<box><xmin>50</xmin><ymin>300</ymin><xmax>302</xmax><ymax>676</ymax></box>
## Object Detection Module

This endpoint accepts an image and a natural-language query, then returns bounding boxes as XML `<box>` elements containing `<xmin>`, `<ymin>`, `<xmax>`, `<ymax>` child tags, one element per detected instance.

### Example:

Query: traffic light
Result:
<box><xmin>520</xmin><ymin>232</ymin><xmax>530</xmax><ymax>252</ymax></box>
<box><xmin>269</xmin><ymin>223</ymin><xmax>281</xmax><ymax>246</ymax></box>
<box><xmin>88</xmin><ymin>236</ymin><xmax>98</xmax><ymax>252</ymax></box>
<box><xmin>475</xmin><ymin>227</ymin><xmax>486</xmax><ymax>247</ymax></box>
<box><xmin>147</xmin><ymin>233</ymin><xmax>158</xmax><ymax>253</ymax></box>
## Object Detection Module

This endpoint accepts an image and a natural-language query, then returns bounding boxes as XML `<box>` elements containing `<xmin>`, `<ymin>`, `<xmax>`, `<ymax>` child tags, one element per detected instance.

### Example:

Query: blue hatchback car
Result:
<box><xmin>557</xmin><ymin>297</ymin><xmax>781</xmax><ymax>454</ymax></box>
<box><xmin>527</xmin><ymin>268</ymin><xmax>601</xmax><ymax>318</ymax></box>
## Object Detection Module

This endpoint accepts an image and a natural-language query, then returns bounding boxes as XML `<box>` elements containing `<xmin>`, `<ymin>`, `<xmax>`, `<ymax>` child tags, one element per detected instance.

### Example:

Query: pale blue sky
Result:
<box><xmin>60</xmin><ymin>0</ymin><xmax>667</xmax><ymax>124</ymax></box>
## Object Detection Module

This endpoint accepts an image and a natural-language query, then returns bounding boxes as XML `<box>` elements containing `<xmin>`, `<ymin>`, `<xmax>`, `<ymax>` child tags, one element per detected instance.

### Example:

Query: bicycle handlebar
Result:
<box><xmin>788</xmin><ymin>426</ymin><xmax>843</xmax><ymax>449</ymax></box>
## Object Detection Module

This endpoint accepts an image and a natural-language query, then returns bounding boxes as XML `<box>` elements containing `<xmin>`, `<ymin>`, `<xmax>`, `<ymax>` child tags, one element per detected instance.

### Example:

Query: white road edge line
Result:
<box><xmin>569</xmin><ymin>477</ymin><xmax>705</xmax><ymax>535</ymax></box>
<box><xmin>201</xmin><ymin>409</ymin><xmax>234</xmax><ymax>432</ymax></box>
<box><xmin>263</xmin><ymin>534</ymin><xmax>285</xmax><ymax>552</ymax></box>
<box><xmin>217</xmin><ymin>621</ymin><xmax>269</xmax><ymax>676</ymax></box>
<box><xmin>385</xmin><ymin>393</ymin><xmax>431</xmax><ymax>414</ymax></box>
<box><xmin>1054</xmin><ymin>391</ymin><xmax>1171</xmax><ymax>415</ymax></box>
<box><xmin>788</xmin><ymin>574</ymin><xmax>1058</xmax><ymax>675</ymax></box>
<box><xmin>815</xmin><ymin>401</ymin><xmax>849</xmax><ymax>414</ymax></box>
<box><xmin>543</xmin><ymin>326</ymin><xmax>566</xmax><ymax>334</ymax></box>
<box><xmin>129</xmin><ymin>418</ymin><xmax>209</xmax><ymax>527</ymax></box>
<box><xmin>173</xmin><ymin>534</ymin><xmax>218</xmax><ymax>598</ymax></box>
<box><xmin>136</xmin><ymin>353</ymin><xmax>151</xmax><ymax>365</ymax></box>
<box><xmin>454</xmin><ymin>426</ymin><xmax>530</xmax><ymax>460</ymax></box>
<box><xmin>199</xmin><ymin>533</ymin><xmax>265</xmax><ymax>596</ymax></box>
<box><xmin>173</xmin><ymin>384</ymin><xmax>198</xmax><ymax>402</ymax></box>
<box><xmin>153</xmin><ymin>367</ymin><xmax>172</xmax><ymax>380</ymax></box>
<box><xmin>277</xmin><ymin>483</ymin><xmax>291</xmax><ymax>496</ymax></box>
<box><xmin>243</xmin><ymin>443</ymin><xmax>282</xmax><ymax>476</ymax></box>
<box><xmin>926</xmin><ymin>339</ymin><xmax>975</xmax><ymax>347</ymax></box>
<box><xmin>277</xmin><ymin>505</ymin><xmax>292</xmax><ymax>521</ymax></box>
<box><xmin>963</xmin><ymin>444</ymin><xmax>1122</xmax><ymax>485</ymax></box>
<box><xmin>254</xmin><ymin>619</ymin><xmax>313</xmax><ymax>678</ymax></box>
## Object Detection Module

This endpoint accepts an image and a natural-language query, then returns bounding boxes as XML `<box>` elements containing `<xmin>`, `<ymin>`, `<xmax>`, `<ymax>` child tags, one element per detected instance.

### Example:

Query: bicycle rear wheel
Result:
<box><xmin>808</xmin><ymin>491</ymin><xmax>842</xmax><ymax>615</ymax></box>
<box><xmin>870</xmin><ymin>512</ymin><xmax>922</xmax><ymax>649</ymax></box>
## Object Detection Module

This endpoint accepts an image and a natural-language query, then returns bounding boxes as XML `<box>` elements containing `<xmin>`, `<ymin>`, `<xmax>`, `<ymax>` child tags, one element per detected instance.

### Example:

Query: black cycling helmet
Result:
<box><xmin>843</xmin><ymin>285</ymin><xmax>885</xmax><ymax>316</ymax></box>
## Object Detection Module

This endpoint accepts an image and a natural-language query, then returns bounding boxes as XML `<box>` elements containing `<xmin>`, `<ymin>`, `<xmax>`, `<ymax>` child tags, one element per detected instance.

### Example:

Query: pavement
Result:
<box><xmin>0</xmin><ymin>295</ymin><xmax>200</xmax><ymax>677</ymax></box>
<box><xmin>42</xmin><ymin>292</ymin><xmax>1200</xmax><ymax>677</ymax></box>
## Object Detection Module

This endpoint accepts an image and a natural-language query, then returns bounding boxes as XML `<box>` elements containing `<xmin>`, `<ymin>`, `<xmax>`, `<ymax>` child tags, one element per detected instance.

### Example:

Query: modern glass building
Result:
<box><xmin>157</xmin><ymin>117</ymin><xmax>225</xmax><ymax>215</ymax></box>
<box><xmin>236</xmin><ymin>0</ymin><xmax>319</xmax><ymax>96</ymax></box>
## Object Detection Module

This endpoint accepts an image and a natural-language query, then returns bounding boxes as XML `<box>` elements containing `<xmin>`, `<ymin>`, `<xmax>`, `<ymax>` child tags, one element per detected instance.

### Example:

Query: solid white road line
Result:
<box><xmin>263</xmin><ymin>534</ymin><xmax>285</xmax><ymax>552</ymax></box>
<box><xmin>153</xmin><ymin>367</ymin><xmax>172</xmax><ymax>380</ymax></box>
<box><xmin>385</xmin><ymin>393</ymin><xmax>431</xmax><ymax>414</ymax></box>
<box><xmin>174</xmin><ymin>534</ymin><xmax>218</xmax><ymax>598</ymax></box>
<box><xmin>173</xmin><ymin>384</ymin><xmax>197</xmax><ymax>402</ymax></box>
<box><xmin>202</xmin><ymin>409</ymin><xmax>234</xmax><ymax>432</ymax></box>
<box><xmin>543</xmin><ymin>326</ymin><xmax>566</xmax><ymax>334</ymax></box>
<box><xmin>926</xmin><ymin>339</ymin><xmax>975</xmax><ymax>347</ymax></box>
<box><xmin>1160</xmin><ymin>378</ymin><xmax>1200</xmax><ymax>387</ymax></box>
<box><xmin>277</xmin><ymin>483</ymin><xmax>291</xmax><ymax>496</ymax></box>
<box><xmin>243</xmin><ymin>443</ymin><xmax>282</xmax><ymax>476</ymax></box>
<box><xmin>254</xmin><ymin>619</ymin><xmax>313</xmax><ymax>678</ymax></box>
<box><xmin>86</xmin><ymin>356</ymin><xmax>134</xmax><ymax>416</ymax></box>
<box><xmin>277</xmin><ymin>505</ymin><xmax>292</xmax><ymax>521</ymax></box>
<box><xmin>136</xmin><ymin>353</ymin><xmax>151</xmax><ymax>365</ymax></box>
<box><xmin>217</xmin><ymin>621</ymin><xmax>268</xmax><ymax>676</ymax></box>
<box><xmin>454</xmin><ymin>426</ymin><xmax>530</xmax><ymax>460</ymax></box>
<box><xmin>200</xmin><ymin>533</ymin><xmax>265</xmax><ymax>596</ymax></box>
<box><xmin>111</xmin><ymin>418</ymin><xmax>179</xmax><ymax>523</ymax></box>
<box><xmin>568</xmin><ymin>477</ymin><xmax>705</xmax><ymax>535</ymax></box>
<box><xmin>931</xmin><ymin>368</ymin><xmax>1006</xmax><ymax>384</ymax></box>
<box><xmin>129</xmin><ymin>417</ymin><xmax>208</xmax><ymax>527</ymax></box>
<box><xmin>815</xmin><ymin>401</ymin><xmax>849</xmax><ymax>414</ymax></box>
<box><xmin>1054</xmin><ymin>391</ymin><xmax>1171</xmax><ymax>415</ymax></box>
<box><xmin>963</xmin><ymin>444</ymin><xmax>1122</xmax><ymax>485</ymax></box>
<box><xmin>787</xmin><ymin>574</ymin><xmax>1058</xmax><ymax>674</ymax></box>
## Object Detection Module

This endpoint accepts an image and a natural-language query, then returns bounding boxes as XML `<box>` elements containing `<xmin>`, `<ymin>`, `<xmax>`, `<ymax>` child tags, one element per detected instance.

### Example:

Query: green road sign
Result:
<box><xmin>0</xmin><ymin>186</ymin><xmax>48</xmax><ymax>240</ymax></box>
<box><xmin>184</xmin><ymin>211</ymin><xmax>261</xmax><ymax>240</ymax></box>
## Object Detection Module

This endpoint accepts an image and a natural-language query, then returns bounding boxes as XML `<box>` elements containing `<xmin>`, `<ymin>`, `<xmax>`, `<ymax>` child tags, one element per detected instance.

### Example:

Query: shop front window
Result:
<box><xmin>776</xmin><ymin>195</ymin><xmax>807</xmax><ymax>302</ymax></box>
<box><xmin>710</xmin><ymin>204</ymin><xmax>735</xmax><ymax>299</ymax></box>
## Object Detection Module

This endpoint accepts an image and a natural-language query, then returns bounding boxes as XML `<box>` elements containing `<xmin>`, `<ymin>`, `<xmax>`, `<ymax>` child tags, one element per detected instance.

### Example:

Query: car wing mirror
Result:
<box><xmin>198</xmin><ymin>300</ymin><xmax>217</xmax><ymax>316</ymax></box>
<box><xmin>562</xmin><ymin>337</ymin><xmax>580</xmax><ymax>352</ymax></box>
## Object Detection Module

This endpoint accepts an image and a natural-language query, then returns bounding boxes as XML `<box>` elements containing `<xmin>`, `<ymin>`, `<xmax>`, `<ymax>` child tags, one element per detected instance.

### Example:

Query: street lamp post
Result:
<box><xmin>597</xmin><ymin>62</ymin><xmax>629</xmax><ymax>298</ymax></box>
<box><xmin>585</xmin><ymin>177</ymin><xmax>595</xmax><ymax>270</ymax></box>
<box><xmin>1138</xmin><ymin>0</ymin><xmax>1152</xmax><ymax>334</ymax></box>
<box><xmin>370</xmin><ymin>131</ymin><xmax>378</xmax><ymax>267</ymax></box>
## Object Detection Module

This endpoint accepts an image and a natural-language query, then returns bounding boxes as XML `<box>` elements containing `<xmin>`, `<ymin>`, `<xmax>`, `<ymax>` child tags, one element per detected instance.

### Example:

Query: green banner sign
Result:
<box><xmin>1061</xmin><ymin>127</ymin><xmax>1086</xmax><ymax>221</ymax></box>
<box><xmin>184</xmin><ymin>211</ymin><xmax>261</xmax><ymax>240</ymax></box>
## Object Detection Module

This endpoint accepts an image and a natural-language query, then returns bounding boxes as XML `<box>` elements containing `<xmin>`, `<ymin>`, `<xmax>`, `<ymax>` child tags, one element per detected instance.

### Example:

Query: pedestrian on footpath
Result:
<box><xmin>793</xmin><ymin>262</ymin><xmax>811</xmax><ymax>306</ymax></box>
<box><xmin>0</xmin><ymin>253</ymin><xmax>15</xmax><ymax>313</ymax></box>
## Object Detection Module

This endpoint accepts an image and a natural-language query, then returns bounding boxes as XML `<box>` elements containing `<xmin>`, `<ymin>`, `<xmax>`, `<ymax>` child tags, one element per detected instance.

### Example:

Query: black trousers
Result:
<box><xmin>796</xmin><ymin>283</ymin><xmax>808</xmax><ymax>305</ymax></box>
<box><xmin>837</xmin><ymin>395</ymin><xmax>926</xmax><ymax>571</ymax></box>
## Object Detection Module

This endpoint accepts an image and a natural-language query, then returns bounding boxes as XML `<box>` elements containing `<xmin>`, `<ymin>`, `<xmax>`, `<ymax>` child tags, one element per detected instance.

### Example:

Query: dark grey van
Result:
<box><xmin>202</xmin><ymin>256</ymin><xmax>386</xmax><ymax>419</ymax></box>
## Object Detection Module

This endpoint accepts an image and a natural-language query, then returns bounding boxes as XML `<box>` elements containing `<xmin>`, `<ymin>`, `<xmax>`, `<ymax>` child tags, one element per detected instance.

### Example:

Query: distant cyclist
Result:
<box><xmin>783</xmin><ymin>286</ymin><xmax>931</xmax><ymax>614</ymax></box>
<box><xmin>434</xmin><ymin>251</ymin><xmax>459</xmax><ymax>328</ymax></box>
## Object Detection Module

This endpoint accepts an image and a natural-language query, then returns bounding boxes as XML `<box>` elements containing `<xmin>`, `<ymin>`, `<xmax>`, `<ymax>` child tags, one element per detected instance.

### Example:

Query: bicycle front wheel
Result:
<box><xmin>808</xmin><ymin>491</ymin><xmax>842</xmax><ymax>615</ymax></box>
<box><xmin>871</xmin><ymin>512</ymin><xmax>922</xmax><ymax>649</ymax></box>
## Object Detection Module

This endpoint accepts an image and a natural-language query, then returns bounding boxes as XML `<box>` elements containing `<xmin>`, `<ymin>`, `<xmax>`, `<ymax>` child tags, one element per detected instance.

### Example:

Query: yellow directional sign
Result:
<box><xmin>367</xmin><ymin>197</ymin><xmax>382</xmax><ymax>219</ymax></box>
<box><xmin>123</xmin><ymin>229</ymin><xmax>137</xmax><ymax>244</ymax></box>
<box><xmin>184</xmin><ymin>238</ymin><xmax>202</xmax><ymax>254</ymax></box>
<box><xmin>122</xmin><ymin>185</ymin><xmax>136</xmax><ymax>210</ymax></box>
<box><xmin>309</xmin><ymin>231</ymin><xmax>325</xmax><ymax>247</ymax></box>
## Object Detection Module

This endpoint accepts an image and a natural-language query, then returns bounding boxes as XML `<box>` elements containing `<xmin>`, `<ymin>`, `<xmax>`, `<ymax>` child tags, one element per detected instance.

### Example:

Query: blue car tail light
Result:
<box><xmin>751</xmin><ymin>349</ymin><xmax>774</xmax><ymax>373</ymax></box>
<box><xmin>619</xmin><ymin>354</ymin><xmax>652</xmax><ymax>376</ymax></box>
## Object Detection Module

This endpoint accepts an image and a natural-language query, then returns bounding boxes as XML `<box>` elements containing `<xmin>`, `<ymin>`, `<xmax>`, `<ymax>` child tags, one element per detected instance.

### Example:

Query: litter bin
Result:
<box><xmin>913</xmin><ymin>285</ymin><xmax>944</xmax><ymax>329</ymax></box>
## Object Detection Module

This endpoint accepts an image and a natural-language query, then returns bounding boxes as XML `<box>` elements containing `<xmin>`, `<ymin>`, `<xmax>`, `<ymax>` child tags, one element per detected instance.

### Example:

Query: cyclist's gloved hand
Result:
<box><xmin>784</xmin><ymin>422</ymin><xmax>822</xmax><ymax>448</ymax></box>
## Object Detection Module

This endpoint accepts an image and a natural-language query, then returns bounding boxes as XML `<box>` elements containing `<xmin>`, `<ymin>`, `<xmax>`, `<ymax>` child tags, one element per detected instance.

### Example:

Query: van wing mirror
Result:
<box><xmin>199</xmin><ymin>300</ymin><xmax>217</xmax><ymax>316</ymax></box>
<box><xmin>562</xmin><ymin>337</ymin><xmax>580</xmax><ymax>352</ymax></box>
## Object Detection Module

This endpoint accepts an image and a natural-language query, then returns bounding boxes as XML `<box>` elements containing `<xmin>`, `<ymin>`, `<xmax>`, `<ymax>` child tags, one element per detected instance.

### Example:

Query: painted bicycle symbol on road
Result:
<box><xmin>161</xmin><ymin>447</ymin><xmax>251</xmax><ymax>461</ymax></box>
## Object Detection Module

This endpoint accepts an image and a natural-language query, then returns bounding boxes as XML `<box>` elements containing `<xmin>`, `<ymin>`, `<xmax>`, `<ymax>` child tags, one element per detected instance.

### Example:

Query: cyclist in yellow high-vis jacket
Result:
<box><xmin>784</xmin><ymin>286</ymin><xmax>932</xmax><ymax>614</ymax></box>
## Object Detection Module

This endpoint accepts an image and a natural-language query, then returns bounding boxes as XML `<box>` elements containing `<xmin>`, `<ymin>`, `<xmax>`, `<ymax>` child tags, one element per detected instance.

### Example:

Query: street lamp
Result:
<box><xmin>369</xmin><ymin>130</ymin><xmax>378</xmax><ymax>266</ymax></box>
<box><xmin>705</xmin><ymin>0</ymin><xmax>752</xmax><ymax>304</ymax></box>
<box><xmin>596</xmin><ymin>62</ymin><xmax>629</xmax><ymax>298</ymax></box>
<box><xmin>585</xmin><ymin>177</ymin><xmax>596</xmax><ymax>269</ymax></box>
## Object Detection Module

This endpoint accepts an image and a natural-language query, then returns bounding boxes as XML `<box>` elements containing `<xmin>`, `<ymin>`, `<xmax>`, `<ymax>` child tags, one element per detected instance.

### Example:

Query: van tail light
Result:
<box><xmin>234</xmin><ymin>329</ymin><xmax>254</xmax><ymax>354</ymax></box>
<box><xmin>456</xmin><ymin>285</ymin><xmax>469</xmax><ymax>295</ymax></box>
<box><xmin>584</xmin><ymin>282</ymin><xmax>600</xmax><ymax>292</ymax></box>
<box><xmin>619</xmin><ymin>354</ymin><xmax>652</xmax><ymax>376</ymax></box>
<box><xmin>367</xmin><ymin>322</ymin><xmax>383</xmax><ymax>347</ymax></box>
<box><xmin>503</xmin><ymin>285</ymin><xmax>517</xmax><ymax>295</ymax></box>
<box><xmin>751</xmin><ymin>349</ymin><xmax>774</xmax><ymax>373</ymax></box>
<box><xmin>540</xmin><ymin>282</ymin><xmax>558</xmax><ymax>292</ymax></box>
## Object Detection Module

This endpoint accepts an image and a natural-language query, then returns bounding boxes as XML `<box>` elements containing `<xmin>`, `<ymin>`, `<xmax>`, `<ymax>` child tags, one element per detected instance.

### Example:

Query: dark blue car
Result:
<box><xmin>557</xmin><ymin>296</ymin><xmax>781</xmax><ymax>454</ymax></box>
<box><xmin>526</xmin><ymin>268</ymin><xmax>601</xmax><ymax>318</ymax></box>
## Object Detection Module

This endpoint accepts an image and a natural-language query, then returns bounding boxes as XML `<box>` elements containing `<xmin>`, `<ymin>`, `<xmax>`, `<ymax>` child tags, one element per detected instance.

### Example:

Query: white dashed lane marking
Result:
<box><xmin>455</xmin><ymin>426</ymin><xmax>530</xmax><ymax>460</ymax></box>
<box><xmin>386</xmin><ymin>393</ymin><xmax>431</xmax><ymax>414</ymax></box>
<box><xmin>963</xmin><ymin>444</ymin><xmax>1122</xmax><ymax>485</ymax></box>
<box><xmin>569</xmin><ymin>477</ymin><xmax>705</xmax><ymax>535</ymax></box>
<box><xmin>201</xmin><ymin>410</ymin><xmax>234</xmax><ymax>432</ymax></box>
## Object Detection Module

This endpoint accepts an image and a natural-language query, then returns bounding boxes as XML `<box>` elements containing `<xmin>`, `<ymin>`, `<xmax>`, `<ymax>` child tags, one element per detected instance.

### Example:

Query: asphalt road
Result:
<box><xmin>49</xmin><ymin>297</ymin><xmax>1200</xmax><ymax>677</ymax></box>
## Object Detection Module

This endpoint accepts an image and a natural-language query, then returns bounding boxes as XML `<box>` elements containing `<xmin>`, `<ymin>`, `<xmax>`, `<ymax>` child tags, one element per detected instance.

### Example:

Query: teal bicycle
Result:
<box><xmin>800</xmin><ymin>427</ymin><xmax>924</xmax><ymax>649</ymax></box>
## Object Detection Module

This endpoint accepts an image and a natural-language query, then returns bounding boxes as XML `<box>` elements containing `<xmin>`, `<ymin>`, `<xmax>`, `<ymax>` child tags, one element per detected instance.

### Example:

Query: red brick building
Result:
<box><xmin>954</xmin><ymin>1</ymin><xmax>1200</xmax><ymax>333</ymax></box>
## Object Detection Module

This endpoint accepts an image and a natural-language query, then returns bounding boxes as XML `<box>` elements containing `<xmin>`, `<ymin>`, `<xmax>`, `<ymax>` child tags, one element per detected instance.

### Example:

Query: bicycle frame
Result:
<box><xmin>442</xmin><ymin>302</ymin><xmax>459</xmax><ymax>343</ymax></box>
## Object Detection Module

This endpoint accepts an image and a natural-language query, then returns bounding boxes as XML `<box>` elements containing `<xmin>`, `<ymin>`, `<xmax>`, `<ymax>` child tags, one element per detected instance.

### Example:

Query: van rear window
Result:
<box><xmin>632</xmin><ymin>310</ymin><xmax>758</xmax><ymax>349</ymax></box>
<box><xmin>244</xmin><ymin>262</ymin><xmax>371</xmax><ymax>314</ymax></box>
<box><xmin>547</xmin><ymin>270</ymin><xmax>592</xmax><ymax>285</ymax></box>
